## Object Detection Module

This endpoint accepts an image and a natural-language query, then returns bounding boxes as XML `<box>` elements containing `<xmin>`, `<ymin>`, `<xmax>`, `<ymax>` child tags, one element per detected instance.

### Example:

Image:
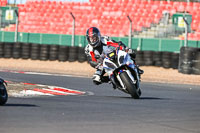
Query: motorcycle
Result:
<box><xmin>0</xmin><ymin>78</ymin><xmax>8</xmax><ymax>105</ymax></box>
<box><xmin>101</xmin><ymin>47</ymin><xmax>141</xmax><ymax>99</ymax></box>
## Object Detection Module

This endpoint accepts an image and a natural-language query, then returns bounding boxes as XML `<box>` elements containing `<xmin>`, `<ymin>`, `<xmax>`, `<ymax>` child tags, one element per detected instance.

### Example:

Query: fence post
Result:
<box><xmin>159</xmin><ymin>38</ymin><xmax>162</xmax><ymax>51</ymax></box>
<box><xmin>70</xmin><ymin>12</ymin><xmax>75</xmax><ymax>47</ymax></box>
<box><xmin>0</xmin><ymin>10</ymin><xmax>2</xmax><ymax>30</ymax></box>
<box><xmin>127</xmin><ymin>15</ymin><xmax>132</xmax><ymax>48</ymax></box>
<box><xmin>183</xmin><ymin>17</ymin><xmax>189</xmax><ymax>47</ymax></box>
<box><xmin>137</xmin><ymin>38</ymin><xmax>142</xmax><ymax>51</ymax></box>
<box><xmin>14</xmin><ymin>10</ymin><xmax>18</xmax><ymax>42</ymax></box>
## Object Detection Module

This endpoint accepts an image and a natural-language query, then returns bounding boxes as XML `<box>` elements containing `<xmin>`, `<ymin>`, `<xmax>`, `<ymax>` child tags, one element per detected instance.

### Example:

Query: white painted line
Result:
<box><xmin>19</xmin><ymin>90</ymin><xmax>53</xmax><ymax>96</ymax></box>
<box><xmin>0</xmin><ymin>69</ymin><xmax>91</xmax><ymax>78</ymax></box>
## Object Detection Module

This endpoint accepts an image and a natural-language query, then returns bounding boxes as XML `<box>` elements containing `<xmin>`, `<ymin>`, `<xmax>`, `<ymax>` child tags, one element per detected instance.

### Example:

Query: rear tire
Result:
<box><xmin>119</xmin><ymin>72</ymin><xmax>140</xmax><ymax>99</ymax></box>
<box><xmin>0</xmin><ymin>84</ymin><xmax>8</xmax><ymax>105</ymax></box>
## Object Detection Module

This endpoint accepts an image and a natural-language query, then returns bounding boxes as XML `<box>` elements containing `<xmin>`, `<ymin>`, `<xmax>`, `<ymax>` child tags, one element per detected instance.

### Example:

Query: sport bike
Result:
<box><xmin>102</xmin><ymin>47</ymin><xmax>141</xmax><ymax>99</ymax></box>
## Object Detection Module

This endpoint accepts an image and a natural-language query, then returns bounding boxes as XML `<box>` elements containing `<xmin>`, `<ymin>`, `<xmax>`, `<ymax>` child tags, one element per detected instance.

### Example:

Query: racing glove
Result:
<box><xmin>95</xmin><ymin>62</ymin><xmax>103</xmax><ymax>70</ymax></box>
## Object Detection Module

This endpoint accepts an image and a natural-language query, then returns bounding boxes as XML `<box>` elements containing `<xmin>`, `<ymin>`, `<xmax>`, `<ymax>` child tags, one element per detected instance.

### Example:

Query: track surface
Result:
<box><xmin>0</xmin><ymin>71</ymin><xmax>200</xmax><ymax>133</ymax></box>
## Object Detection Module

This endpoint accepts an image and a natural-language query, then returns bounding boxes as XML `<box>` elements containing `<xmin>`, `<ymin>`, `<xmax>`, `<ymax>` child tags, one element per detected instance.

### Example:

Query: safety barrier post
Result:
<box><xmin>127</xmin><ymin>15</ymin><xmax>132</xmax><ymax>48</ymax></box>
<box><xmin>0</xmin><ymin>10</ymin><xmax>2</xmax><ymax>30</ymax></box>
<box><xmin>183</xmin><ymin>17</ymin><xmax>189</xmax><ymax>47</ymax></box>
<box><xmin>14</xmin><ymin>10</ymin><xmax>18</xmax><ymax>42</ymax></box>
<box><xmin>70</xmin><ymin>12</ymin><xmax>75</xmax><ymax>47</ymax></box>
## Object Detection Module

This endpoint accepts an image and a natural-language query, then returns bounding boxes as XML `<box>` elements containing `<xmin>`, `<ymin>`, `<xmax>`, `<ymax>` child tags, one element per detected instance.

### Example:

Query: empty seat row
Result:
<box><xmin>2</xmin><ymin>0</ymin><xmax>200</xmax><ymax>39</ymax></box>
<box><xmin>187</xmin><ymin>32</ymin><xmax>200</xmax><ymax>40</ymax></box>
<box><xmin>0</xmin><ymin>0</ymin><xmax>7</xmax><ymax>6</ymax></box>
<box><xmin>17</xmin><ymin>1</ymin><xmax>164</xmax><ymax>35</ymax></box>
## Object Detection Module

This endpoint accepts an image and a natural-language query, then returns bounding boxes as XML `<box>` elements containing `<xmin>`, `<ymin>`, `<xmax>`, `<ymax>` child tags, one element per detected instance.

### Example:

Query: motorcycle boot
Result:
<box><xmin>136</xmin><ymin>65</ymin><xmax>144</xmax><ymax>81</ymax></box>
<box><xmin>128</xmin><ymin>52</ymin><xmax>144</xmax><ymax>78</ymax></box>
<box><xmin>92</xmin><ymin>69</ymin><xmax>105</xmax><ymax>85</ymax></box>
<box><xmin>92</xmin><ymin>74</ymin><xmax>102</xmax><ymax>85</ymax></box>
<box><xmin>137</xmin><ymin>66</ymin><xmax>144</xmax><ymax>75</ymax></box>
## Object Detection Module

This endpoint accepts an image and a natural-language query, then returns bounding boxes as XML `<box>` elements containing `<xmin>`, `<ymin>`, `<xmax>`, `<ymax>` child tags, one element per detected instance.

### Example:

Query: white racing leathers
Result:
<box><xmin>85</xmin><ymin>36</ymin><xmax>116</xmax><ymax>74</ymax></box>
<box><xmin>85</xmin><ymin>36</ymin><xmax>125</xmax><ymax>69</ymax></box>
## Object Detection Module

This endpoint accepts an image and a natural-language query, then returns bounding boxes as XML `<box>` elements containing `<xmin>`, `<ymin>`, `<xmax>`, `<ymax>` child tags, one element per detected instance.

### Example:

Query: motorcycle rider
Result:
<box><xmin>85</xmin><ymin>27</ymin><xmax>144</xmax><ymax>87</ymax></box>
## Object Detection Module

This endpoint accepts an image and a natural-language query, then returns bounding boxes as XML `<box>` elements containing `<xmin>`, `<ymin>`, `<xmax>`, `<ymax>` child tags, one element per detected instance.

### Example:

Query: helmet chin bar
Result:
<box><xmin>89</xmin><ymin>35</ymin><xmax>98</xmax><ymax>43</ymax></box>
<box><xmin>91</xmin><ymin>40</ymin><xmax>100</xmax><ymax>48</ymax></box>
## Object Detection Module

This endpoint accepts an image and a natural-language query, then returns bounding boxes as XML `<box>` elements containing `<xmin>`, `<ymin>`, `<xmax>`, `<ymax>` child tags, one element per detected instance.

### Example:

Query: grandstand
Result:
<box><xmin>1</xmin><ymin>0</ymin><xmax>200</xmax><ymax>40</ymax></box>
<box><xmin>0</xmin><ymin>0</ymin><xmax>7</xmax><ymax>6</ymax></box>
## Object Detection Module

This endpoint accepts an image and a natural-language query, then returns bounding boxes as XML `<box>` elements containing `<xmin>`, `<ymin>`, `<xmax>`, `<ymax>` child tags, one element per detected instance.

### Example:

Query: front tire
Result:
<box><xmin>120</xmin><ymin>72</ymin><xmax>140</xmax><ymax>99</ymax></box>
<box><xmin>0</xmin><ymin>84</ymin><xmax>8</xmax><ymax>105</ymax></box>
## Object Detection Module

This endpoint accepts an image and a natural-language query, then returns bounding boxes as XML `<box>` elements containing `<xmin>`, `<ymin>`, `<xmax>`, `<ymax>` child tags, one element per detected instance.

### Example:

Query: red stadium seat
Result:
<box><xmin>15</xmin><ymin>0</ymin><xmax>200</xmax><ymax>37</ymax></box>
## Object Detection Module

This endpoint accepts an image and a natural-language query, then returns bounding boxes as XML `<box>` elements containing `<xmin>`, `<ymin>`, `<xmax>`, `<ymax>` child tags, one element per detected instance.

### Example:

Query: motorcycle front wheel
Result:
<box><xmin>120</xmin><ymin>72</ymin><xmax>140</xmax><ymax>99</ymax></box>
<box><xmin>0</xmin><ymin>83</ymin><xmax>8</xmax><ymax>105</ymax></box>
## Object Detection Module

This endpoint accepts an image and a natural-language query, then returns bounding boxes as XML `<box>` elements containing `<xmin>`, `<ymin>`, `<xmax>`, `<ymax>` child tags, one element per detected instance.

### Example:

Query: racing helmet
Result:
<box><xmin>86</xmin><ymin>27</ymin><xmax>101</xmax><ymax>48</ymax></box>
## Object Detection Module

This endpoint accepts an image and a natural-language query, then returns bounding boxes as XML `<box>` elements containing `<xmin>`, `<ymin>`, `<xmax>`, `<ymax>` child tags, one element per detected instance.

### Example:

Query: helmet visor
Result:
<box><xmin>89</xmin><ymin>34</ymin><xmax>98</xmax><ymax>44</ymax></box>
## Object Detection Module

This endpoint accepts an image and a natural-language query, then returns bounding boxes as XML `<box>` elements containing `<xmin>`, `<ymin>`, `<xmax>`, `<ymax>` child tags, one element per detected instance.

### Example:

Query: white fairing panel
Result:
<box><xmin>103</xmin><ymin>58</ymin><xmax>117</xmax><ymax>75</ymax></box>
<box><xmin>117</xmin><ymin>50</ymin><xmax>134</xmax><ymax>66</ymax></box>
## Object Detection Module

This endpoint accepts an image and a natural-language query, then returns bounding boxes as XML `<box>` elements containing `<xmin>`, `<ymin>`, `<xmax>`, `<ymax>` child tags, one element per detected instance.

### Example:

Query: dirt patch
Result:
<box><xmin>141</xmin><ymin>66</ymin><xmax>200</xmax><ymax>85</ymax></box>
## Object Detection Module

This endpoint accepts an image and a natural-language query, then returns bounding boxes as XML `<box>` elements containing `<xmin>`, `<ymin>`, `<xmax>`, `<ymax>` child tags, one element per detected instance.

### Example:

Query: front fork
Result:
<box><xmin>110</xmin><ymin>67</ymin><xmax>140</xmax><ymax>90</ymax></box>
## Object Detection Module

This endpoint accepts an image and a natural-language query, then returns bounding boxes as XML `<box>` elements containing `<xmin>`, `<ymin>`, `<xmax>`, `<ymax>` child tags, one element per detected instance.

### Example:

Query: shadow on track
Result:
<box><xmin>140</xmin><ymin>97</ymin><xmax>169</xmax><ymax>100</ymax></box>
<box><xmin>104</xmin><ymin>96</ymin><xmax>169</xmax><ymax>100</ymax></box>
<box><xmin>4</xmin><ymin>103</ymin><xmax>39</xmax><ymax>107</ymax></box>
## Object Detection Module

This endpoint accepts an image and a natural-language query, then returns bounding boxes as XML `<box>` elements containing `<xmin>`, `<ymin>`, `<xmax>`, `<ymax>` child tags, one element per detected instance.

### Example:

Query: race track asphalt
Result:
<box><xmin>0</xmin><ymin>71</ymin><xmax>200</xmax><ymax>133</ymax></box>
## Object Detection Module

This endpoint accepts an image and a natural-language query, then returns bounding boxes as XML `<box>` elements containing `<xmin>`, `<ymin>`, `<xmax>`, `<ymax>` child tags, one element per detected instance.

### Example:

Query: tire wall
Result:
<box><xmin>178</xmin><ymin>46</ymin><xmax>200</xmax><ymax>75</ymax></box>
<box><xmin>0</xmin><ymin>42</ymin><xmax>87</xmax><ymax>63</ymax></box>
<box><xmin>1</xmin><ymin>42</ymin><xmax>199</xmax><ymax>75</ymax></box>
<box><xmin>135</xmin><ymin>50</ymin><xmax>180</xmax><ymax>70</ymax></box>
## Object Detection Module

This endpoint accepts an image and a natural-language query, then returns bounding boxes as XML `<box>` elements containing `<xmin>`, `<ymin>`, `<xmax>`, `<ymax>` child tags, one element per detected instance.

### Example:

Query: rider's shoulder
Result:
<box><xmin>85</xmin><ymin>44</ymin><xmax>93</xmax><ymax>52</ymax></box>
<box><xmin>101</xmin><ymin>36</ymin><xmax>112</xmax><ymax>44</ymax></box>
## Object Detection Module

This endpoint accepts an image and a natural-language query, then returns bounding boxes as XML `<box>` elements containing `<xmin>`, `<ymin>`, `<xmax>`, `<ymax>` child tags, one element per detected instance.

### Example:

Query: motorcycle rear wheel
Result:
<box><xmin>120</xmin><ymin>72</ymin><xmax>140</xmax><ymax>99</ymax></box>
<box><xmin>0</xmin><ymin>84</ymin><xmax>8</xmax><ymax>105</ymax></box>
